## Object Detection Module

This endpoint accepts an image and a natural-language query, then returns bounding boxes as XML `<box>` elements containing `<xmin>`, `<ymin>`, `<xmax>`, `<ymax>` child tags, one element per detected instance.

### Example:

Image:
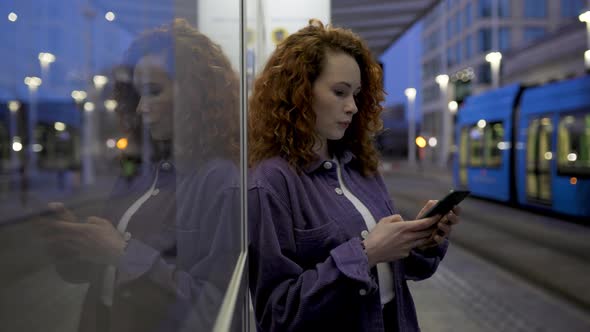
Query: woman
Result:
<box><xmin>43</xmin><ymin>19</ymin><xmax>241</xmax><ymax>332</ymax></box>
<box><xmin>248</xmin><ymin>20</ymin><xmax>461</xmax><ymax>332</ymax></box>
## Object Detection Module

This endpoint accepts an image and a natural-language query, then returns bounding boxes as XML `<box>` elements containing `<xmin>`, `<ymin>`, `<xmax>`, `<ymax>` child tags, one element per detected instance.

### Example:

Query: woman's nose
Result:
<box><xmin>345</xmin><ymin>96</ymin><xmax>358</xmax><ymax>114</ymax></box>
<box><xmin>136</xmin><ymin>98</ymin><xmax>148</xmax><ymax>114</ymax></box>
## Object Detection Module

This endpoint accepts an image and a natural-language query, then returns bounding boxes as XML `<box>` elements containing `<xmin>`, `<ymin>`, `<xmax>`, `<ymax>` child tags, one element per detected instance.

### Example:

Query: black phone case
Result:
<box><xmin>422</xmin><ymin>190</ymin><xmax>470</xmax><ymax>218</ymax></box>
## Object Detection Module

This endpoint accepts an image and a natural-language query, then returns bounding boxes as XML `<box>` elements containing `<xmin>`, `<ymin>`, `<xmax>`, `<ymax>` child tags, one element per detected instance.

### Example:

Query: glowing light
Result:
<box><xmin>71</xmin><ymin>90</ymin><xmax>87</xmax><ymax>103</ymax></box>
<box><xmin>8</xmin><ymin>12</ymin><xmax>17</xmax><ymax>22</ymax></box>
<box><xmin>579</xmin><ymin>11</ymin><xmax>590</xmax><ymax>23</ymax></box>
<box><xmin>116</xmin><ymin>138</ymin><xmax>128</xmax><ymax>150</ymax></box>
<box><xmin>105</xmin><ymin>11</ymin><xmax>116</xmax><ymax>21</ymax></box>
<box><xmin>38</xmin><ymin>52</ymin><xmax>56</xmax><ymax>65</ymax></box>
<box><xmin>84</xmin><ymin>102</ymin><xmax>95</xmax><ymax>112</ymax></box>
<box><xmin>585</xmin><ymin>50</ymin><xmax>590</xmax><ymax>69</ymax></box>
<box><xmin>415</xmin><ymin>136</ymin><xmax>427</xmax><ymax>148</ymax></box>
<box><xmin>54</xmin><ymin>122</ymin><xmax>66</xmax><ymax>131</ymax></box>
<box><xmin>435</xmin><ymin>74</ymin><xmax>449</xmax><ymax>89</ymax></box>
<box><xmin>544</xmin><ymin>152</ymin><xmax>552</xmax><ymax>160</ymax></box>
<box><xmin>567</xmin><ymin>153</ymin><xmax>577</xmax><ymax>162</ymax></box>
<box><xmin>33</xmin><ymin>144</ymin><xmax>43</xmax><ymax>152</ymax></box>
<box><xmin>104</xmin><ymin>99</ymin><xmax>118</xmax><ymax>112</ymax></box>
<box><xmin>497</xmin><ymin>142</ymin><xmax>510</xmax><ymax>150</ymax></box>
<box><xmin>93</xmin><ymin>75</ymin><xmax>109</xmax><ymax>89</ymax></box>
<box><xmin>24</xmin><ymin>76</ymin><xmax>42</xmax><ymax>88</ymax></box>
<box><xmin>485</xmin><ymin>52</ymin><xmax>502</xmax><ymax>64</ymax></box>
<box><xmin>428</xmin><ymin>137</ymin><xmax>438</xmax><ymax>147</ymax></box>
<box><xmin>404</xmin><ymin>88</ymin><xmax>417</xmax><ymax>100</ymax></box>
<box><xmin>448</xmin><ymin>101</ymin><xmax>458</xmax><ymax>113</ymax></box>
<box><xmin>541</xmin><ymin>118</ymin><xmax>551</xmax><ymax>126</ymax></box>
<box><xmin>477</xmin><ymin>120</ymin><xmax>487</xmax><ymax>128</ymax></box>
<box><xmin>106</xmin><ymin>139</ymin><xmax>116</xmax><ymax>149</ymax></box>
<box><xmin>570</xmin><ymin>177</ymin><xmax>578</xmax><ymax>185</ymax></box>
<box><xmin>12</xmin><ymin>142</ymin><xmax>22</xmax><ymax>152</ymax></box>
<box><xmin>8</xmin><ymin>100</ymin><xmax>21</xmax><ymax>112</ymax></box>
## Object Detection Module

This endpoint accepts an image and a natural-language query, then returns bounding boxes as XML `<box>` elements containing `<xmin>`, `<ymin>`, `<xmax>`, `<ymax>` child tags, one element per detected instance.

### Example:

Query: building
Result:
<box><xmin>420</xmin><ymin>0</ymin><xmax>587</xmax><ymax>166</ymax></box>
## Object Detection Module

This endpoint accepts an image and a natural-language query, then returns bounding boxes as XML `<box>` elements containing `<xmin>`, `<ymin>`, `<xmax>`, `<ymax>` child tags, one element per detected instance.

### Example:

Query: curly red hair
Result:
<box><xmin>248</xmin><ymin>20</ymin><xmax>384</xmax><ymax>175</ymax></box>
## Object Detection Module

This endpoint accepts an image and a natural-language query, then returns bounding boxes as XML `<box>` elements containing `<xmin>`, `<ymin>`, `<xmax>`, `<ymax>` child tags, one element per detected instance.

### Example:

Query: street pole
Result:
<box><xmin>24</xmin><ymin>77</ymin><xmax>42</xmax><ymax>177</ymax></box>
<box><xmin>405</xmin><ymin>88</ymin><xmax>417</xmax><ymax>166</ymax></box>
<box><xmin>436</xmin><ymin>74</ymin><xmax>450</xmax><ymax>168</ymax></box>
<box><xmin>580</xmin><ymin>10</ymin><xmax>590</xmax><ymax>69</ymax></box>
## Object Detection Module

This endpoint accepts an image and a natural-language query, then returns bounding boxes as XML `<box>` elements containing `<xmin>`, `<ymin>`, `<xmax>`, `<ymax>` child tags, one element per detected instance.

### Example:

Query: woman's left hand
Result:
<box><xmin>44</xmin><ymin>216</ymin><xmax>127</xmax><ymax>266</ymax></box>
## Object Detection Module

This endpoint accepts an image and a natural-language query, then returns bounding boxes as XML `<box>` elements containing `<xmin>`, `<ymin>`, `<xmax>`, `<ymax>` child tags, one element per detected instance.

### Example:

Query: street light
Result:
<box><xmin>485</xmin><ymin>52</ymin><xmax>502</xmax><ymax>89</ymax></box>
<box><xmin>405</xmin><ymin>88</ymin><xmax>417</xmax><ymax>166</ymax></box>
<box><xmin>93</xmin><ymin>75</ymin><xmax>108</xmax><ymax>90</ymax></box>
<box><xmin>24</xmin><ymin>76</ymin><xmax>42</xmax><ymax>176</ymax></box>
<box><xmin>38</xmin><ymin>52</ymin><xmax>56</xmax><ymax>80</ymax></box>
<box><xmin>435</xmin><ymin>74</ymin><xmax>450</xmax><ymax>167</ymax></box>
<box><xmin>585</xmin><ymin>50</ymin><xmax>590</xmax><ymax>69</ymax></box>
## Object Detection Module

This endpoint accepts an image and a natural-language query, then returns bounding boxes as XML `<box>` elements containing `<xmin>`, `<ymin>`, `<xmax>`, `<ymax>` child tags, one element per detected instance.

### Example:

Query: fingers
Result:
<box><xmin>452</xmin><ymin>205</ymin><xmax>462</xmax><ymax>216</ymax></box>
<box><xmin>382</xmin><ymin>214</ymin><xmax>404</xmax><ymax>223</ymax></box>
<box><xmin>417</xmin><ymin>200</ymin><xmax>438</xmax><ymax>219</ymax></box>
<box><xmin>405</xmin><ymin>215</ymin><xmax>441</xmax><ymax>231</ymax></box>
<box><xmin>48</xmin><ymin>202</ymin><xmax>77</xmax><ymax>222</ymax></box>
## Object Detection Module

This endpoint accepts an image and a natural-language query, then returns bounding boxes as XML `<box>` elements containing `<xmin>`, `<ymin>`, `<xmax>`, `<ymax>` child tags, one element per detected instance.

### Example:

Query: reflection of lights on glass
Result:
<box><xmin>8</xmin><ymin>100</ymin><xmax>21</xmax><ymax>112</ymax></box>
<box><xmin>71</xmin><ymin>90</ymin><xmax>87</xmax><ymax>103</ymax></box>
<box><xmin>541</xmin><ymin>118</ymin><xmax>551</xmax><ymax>126</ymax></box>
<box><xmin>93</xmin><ymin>75</ymin><xmax>109</xmax><ymax>89</ymax></box>
<box><xmin>567</xmin><ymin>153</ymin><xmax>577</xmax><ymax>162</ymax></box>
<box><xmin>585</xmin><ymin>50</ymin><xmax>590</xmax><ymax>69</ymax></box>
<box><xmin>448</xmin><ymin>101</ymin><xmax>458</xmax><ymax>113</ymax></box>
<box><xmin>428</xmin><ymin>137</ymin><xmax>438</xmax><ymax>147</ymax></box>
<box><xmin>497</xmin><ymin>142</ymin><xmax>510</xmax><ymax>150</ymax></box>
<box><xmin>105</xmin><ymin>11</ymin><xmax>116</xmax><ymax>21</ymax></box>
<box><xmin>84</xmin><ymin>102</ymin><xmax>95</xmax><ymax>112</ymax></box>
<box><xmin>415</xmin><ymin>136</ymin><xmax>427</xmax><ymax>148</ymax></box>
<box><xmin>12</xmin><ymin>142</ymin><xmax>23</xmax><ymax>152</ymax></box>
<box><xmin>106</xmin><ymin>139</ymin><xmax>116</xmax><ymax>149</ymax></box>
<box><xmin>579</xmin><ymin>11</ymin><xmax>590</xmax><ymax>23</ymax></box>
<box><xmin>544</xmin><ymin>152</ymin><xmax>552</xmax><ymax>160</ymax></box>
<box><xmin>477</xmin><ymin>119</ymin><xmax>487</xmax><ymax>128</ymax></box>
<box><xmin>116</xmin><ymin>138</ymin><xmax>128</xmax><ymax>150</ymax></box>
<box><xmin>570</xmin><ymin>177</ymin><xmax>578</xmax><ymax>185</ymax></box>
<box><xmin>38</xmin><ymin>52</ymin><xmax>56</xmax><ymax>65</ymax></box>
<box><xmin>564</xmin><ymin>116</ymin><xmax>575</xmax><ymax>124</ymax></box>
<box><xmin>8</xmin><ymin>12</ymin><xmax>18</xmax><ymax>22</ymax></box>
<box><xmin>24</xmin><ymin>76</ymin><xmax>42</xmax><ymax>89</ymax></box>
<box><xmin>104</xmin><ymin>99</ymin><xmax>118</xmax><ymax>112</ymax></box>
<box><xmin>54</xmin><ymin>122</ymin><xmax>66</xmax><ymax>131</ymax></box>
<box><xmin>33</xmin><ymin>144</ymin><xmax>43</xmax><ymax>152</ymax></box>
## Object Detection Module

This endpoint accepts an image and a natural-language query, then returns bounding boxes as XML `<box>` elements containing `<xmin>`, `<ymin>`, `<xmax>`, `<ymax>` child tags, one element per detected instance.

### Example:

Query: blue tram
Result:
<box><xmin>453</xmin><ymin>75</ymin><xmax>590</xmax><ymax>218</ymax></box>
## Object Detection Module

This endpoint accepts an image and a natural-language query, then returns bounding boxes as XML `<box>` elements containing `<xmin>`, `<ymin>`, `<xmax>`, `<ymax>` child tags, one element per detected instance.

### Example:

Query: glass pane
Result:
<box><xmin>558</xmin><ymin>112</ymin><xmax>590</xmax><ymax>175</ymax></box>
<box><xmin>0</xmin><ymin>1</ymin><xmax>245</xmax><ymax>331</ymax></box>
<box><xmin>485</xmin><ymin>122</ymin><xmax>504</xmax><ymax>167</ymax></box>
<box><xmin>469</xmin><ymin>125</ymin><xmax>484</xmax><ymax>166</ymax></box>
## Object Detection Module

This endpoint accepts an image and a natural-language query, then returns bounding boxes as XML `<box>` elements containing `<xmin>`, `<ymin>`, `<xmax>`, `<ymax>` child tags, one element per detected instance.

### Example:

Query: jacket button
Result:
<box><xmin>361</xmin><ymin>230</ymin><xmax>369</xmax><ymax>239</ymax></box>
<box><xmin>359</xmin><ymin>289</ymin><xmax>367</xmax><ymax>296</ymax></box>
<box><xmin>335</xmin><ymin>188</ymin><xmax>343</xmax><ymax>195</ymax></box>
<box><xmin>323</xmin><ymin>161</ymin><xmax>333</xmax><ymax>170</ymax></box>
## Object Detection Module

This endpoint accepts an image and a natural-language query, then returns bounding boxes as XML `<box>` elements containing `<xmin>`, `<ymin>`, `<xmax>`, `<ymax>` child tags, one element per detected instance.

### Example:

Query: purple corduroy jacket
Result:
<box><xmin>248</xmin><ymin>152</ymin><xmax>448</xmax><ymax>332</ymax></box>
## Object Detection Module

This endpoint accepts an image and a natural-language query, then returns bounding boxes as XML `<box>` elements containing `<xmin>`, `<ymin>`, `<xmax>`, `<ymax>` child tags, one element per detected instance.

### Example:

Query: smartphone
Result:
<box><xmin>420</xmin><ymin>190</ymin><xmax>470</xmax><ymax>219</ymax></box>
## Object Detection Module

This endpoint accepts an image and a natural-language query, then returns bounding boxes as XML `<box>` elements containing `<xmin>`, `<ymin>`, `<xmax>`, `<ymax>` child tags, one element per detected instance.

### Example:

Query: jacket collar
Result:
<box><xmin>303</xmin><ymin>150</ymin><xmax>356</xmax><ymax>174</ymax></box>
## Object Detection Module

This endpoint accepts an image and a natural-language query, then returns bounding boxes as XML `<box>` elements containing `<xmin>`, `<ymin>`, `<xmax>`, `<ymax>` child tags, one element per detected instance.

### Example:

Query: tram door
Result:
<box><xmin>526</xmin><ymin>118</ymin><xmax>553</xmax><ymax>204</ymax></box>
<box><xmin>459</xmin><ymin>127</ymin><xmax>469</xmax><ymax>186</ymax></box>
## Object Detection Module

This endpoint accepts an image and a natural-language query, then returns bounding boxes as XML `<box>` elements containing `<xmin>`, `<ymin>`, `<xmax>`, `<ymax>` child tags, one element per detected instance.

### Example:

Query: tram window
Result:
<box><xmin>459</xmin><ymin>127</ymin><xmax>469</xmax><ymax>165</ymax></box>
<box><xmin>558</xmin><ymin>112</ymin><xmax>590</xmax><ymax>176</ymax></box>
<box><xmin>469</xmin><ymin>125</ymin><xmax>484</xmax><ymax>166</ymax></box>
<box><xmin>485</xmin><ymin>122</ymin><xmax>504</xmax><ymax>167</ymax></box>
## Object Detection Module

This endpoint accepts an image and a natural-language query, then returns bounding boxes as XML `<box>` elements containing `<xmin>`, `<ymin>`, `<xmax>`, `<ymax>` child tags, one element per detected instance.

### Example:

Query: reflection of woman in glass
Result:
<box><xmin>248</xmin><ymin>20</ymin><xmax>461</xmax><ymax>331</ymax></box>
<box><xmin>45</xmin><ymin>19</ymin><xmax>240</xmax><ymax>332</ymax></box>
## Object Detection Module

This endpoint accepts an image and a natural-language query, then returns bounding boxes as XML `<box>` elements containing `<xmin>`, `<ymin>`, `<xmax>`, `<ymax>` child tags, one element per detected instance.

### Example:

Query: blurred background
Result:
<box><xmin>0</xmin><ymin>0</ymin><xmax>589</xmax><ymax>331</ymax></box>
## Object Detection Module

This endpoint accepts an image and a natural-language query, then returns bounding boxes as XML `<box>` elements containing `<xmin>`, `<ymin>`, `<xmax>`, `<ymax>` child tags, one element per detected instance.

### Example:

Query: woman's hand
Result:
<box><xmin>415</xmin><ymin>200</ymin><xmax>462</xmax><ymax>250</ymax></box>
<box><xmin>42</xmin><ymin>203</ymin><xmax>126</xmax><ymax>266</ymax></box>
<box><xmin>362</xmin><ymin>214</ymin><xmax>440</xmax><ymax>267</ymax></box>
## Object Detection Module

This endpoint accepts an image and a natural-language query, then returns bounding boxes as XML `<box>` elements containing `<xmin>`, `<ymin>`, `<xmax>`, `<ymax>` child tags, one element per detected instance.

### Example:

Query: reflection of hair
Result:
<box><xmin>114</xmin><ymin>18</ymin><xmax>239</xmax><ymax>163</ymax></box>
<box><xmin>248</xmin><ymin>19</ymin><xmax>384</xmax><ymax>175</ymax></box>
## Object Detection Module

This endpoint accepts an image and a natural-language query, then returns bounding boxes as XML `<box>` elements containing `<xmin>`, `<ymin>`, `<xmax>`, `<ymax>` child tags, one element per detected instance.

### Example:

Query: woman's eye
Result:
<box><xmin>141</xmin><ymin>84</ymin><xmax>161</xmax><ymax>96</ymax></box>
<box><xmin>334</xmin><ymin>90</ymin><xmax>345</xmax><ymax>97</ymax></box>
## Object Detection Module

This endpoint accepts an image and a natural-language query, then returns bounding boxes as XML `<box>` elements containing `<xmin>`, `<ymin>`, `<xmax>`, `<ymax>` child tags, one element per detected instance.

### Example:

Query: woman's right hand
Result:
<box><xmin>362</xmin><ymin>214</ymin><xmax>440</xmax><ymax>267</ymax></box>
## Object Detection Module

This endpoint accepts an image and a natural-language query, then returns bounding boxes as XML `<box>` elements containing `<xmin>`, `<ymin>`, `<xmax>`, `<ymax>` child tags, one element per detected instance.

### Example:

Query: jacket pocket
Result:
<box><xmin>293</xmin><ymin>220</ymin><xmax>347</xmax><ymax>268</ymax></box>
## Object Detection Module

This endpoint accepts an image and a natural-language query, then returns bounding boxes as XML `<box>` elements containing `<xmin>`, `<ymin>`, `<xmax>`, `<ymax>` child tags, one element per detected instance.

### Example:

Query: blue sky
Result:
<box><xmin>379</xmin><ymin>21</ymin><xmax>423</xmax><ymax>123</ymax></box>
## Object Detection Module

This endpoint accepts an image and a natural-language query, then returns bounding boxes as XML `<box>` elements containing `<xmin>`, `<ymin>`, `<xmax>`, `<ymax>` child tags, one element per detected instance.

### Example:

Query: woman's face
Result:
<box><xmin>133</xmin><ymin>54</ymin><xmax>174</xmax><ymax>141</ymax></box>
<box><xmin>311</xmin><ymin>51</ymin><xmax>361</xmax><ymax>143</ymax></box>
